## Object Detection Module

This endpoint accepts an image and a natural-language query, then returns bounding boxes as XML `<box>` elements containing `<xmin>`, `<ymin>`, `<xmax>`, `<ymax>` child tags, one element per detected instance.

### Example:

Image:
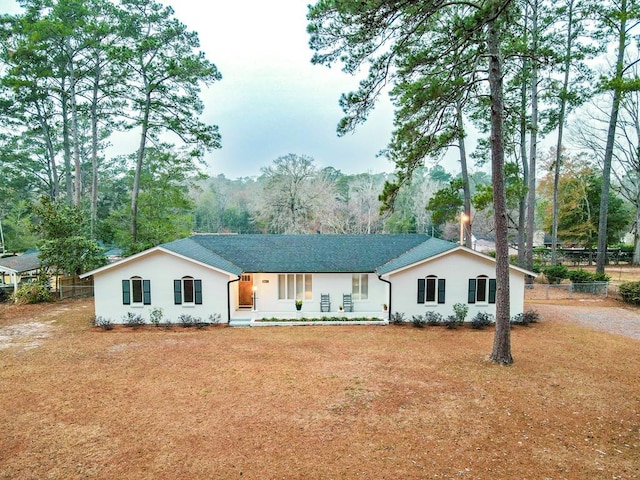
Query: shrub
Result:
<box><xmin>453</xmin><ymin>303</ymin><xmax>468</xmax><ymax>323</ymax></box>
<box><xmin>445</xmin><ymin>315</ymin><xmax>461</xmax><ymax>329</ymax></box>
<box><xmin>179</xmin><ymin>314</ymin><xmax>195</xmax><ymax>328</ymax></box>
<box><xmin>471</xmin><ymin>312</ymin><xmax>494</xmax><ymax>329</ymax></box>
<box><xmin>411</xmin><ymin>315</ymin><xmax>426</xmax><ymax>328</ymax></box>
<box><xmin>208</xmin><ymin>313</ymin><xmax>222</xmax><ymax>324</ymax></box>
<box><xmin>619</xmin><ymin>281</ymin><xmax>640</xmax><ymax>306</ymax></box>
<box><xmin>149</xmin><ymin>307</ymin><xmax>164</xmax><ymax>327</ymax></box>
<box><xmin>12</xmin><ymin>280</ymin><xmax>52</xmax><ymax>304</ymax></box>
<box><xmin>162</xmin><ymin>318</ymin><xmax>173</xmax><ymax>329</ymax></box>
<box><xmin>568</xmin><ymin>269</ymin><xmax>610</xmax><ymax>294</ymax></box>
<box><xmin>424</xmin><ymin>311</ymin><xmax>443</xmax><ymax>326</ymax></box>
<box><xmin>543</xmin><ymin>264</ymin><xmax>569</xmax><ymax>284</ymax></box>
<box><xmin>95</xmin><ymin>316</ymin><xmax>114</xmax><ymax>330</ymax></box>
<box><xmin>568</xmin><ymin>269</ymin><xmax>610</xmax><ymax>283</ymax></box>
<box><xmin>511</xmin><ymin>310</ymin><xmax>540</xmax><ymax>326</ymax></box>
<box><xmin>390</xmin><ymin>312</ymin><xmax>406</xmax><ymax>325</ymax></box>
<box><xmin>194</xmin><ymin>317</ymin><xmax>206</xmax><ymax>329</ymax></box>
<box><xmin>123</xmin><ymin>312</ymin><xmax>144</xmax><ymax>328</ymax></box>
<box><xmin>0</xmin><ymin>287</ymin><xmax>10</xmax><ymax>303</ymax></box>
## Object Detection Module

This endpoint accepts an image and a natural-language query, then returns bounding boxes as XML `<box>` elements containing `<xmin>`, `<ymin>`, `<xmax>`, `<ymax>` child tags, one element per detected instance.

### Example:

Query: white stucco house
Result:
<box><xmin>80</xmin><ymin>234</ymin><xmax>535</xmax><ymax>325</ymax></box>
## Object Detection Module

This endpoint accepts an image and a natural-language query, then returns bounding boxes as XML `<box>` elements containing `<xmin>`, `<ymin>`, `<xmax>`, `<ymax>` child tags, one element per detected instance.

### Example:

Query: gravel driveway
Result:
<box><xmin>531</xmin><ymin>301</ymin><xmax>640</xmax><ymax>340</ymax></box>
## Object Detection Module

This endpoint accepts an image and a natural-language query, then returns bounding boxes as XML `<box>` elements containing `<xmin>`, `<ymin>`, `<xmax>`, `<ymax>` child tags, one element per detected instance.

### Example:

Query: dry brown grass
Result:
<box><xmin>1</xmin><ymin>298</ymin><xmax>639</xmax><ymax>479</ymax></box>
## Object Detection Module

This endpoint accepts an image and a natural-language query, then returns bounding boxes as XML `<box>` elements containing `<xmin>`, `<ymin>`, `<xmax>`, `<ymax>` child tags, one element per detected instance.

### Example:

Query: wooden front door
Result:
<box><xmin>238</xmin><ymin>274</ymin><xmax>253</xmax><ymax>307</ymax></box>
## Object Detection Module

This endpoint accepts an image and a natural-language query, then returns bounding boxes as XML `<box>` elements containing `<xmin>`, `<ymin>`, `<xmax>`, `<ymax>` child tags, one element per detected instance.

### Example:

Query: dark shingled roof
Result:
<box><xmin>377</xmin><ymin>237</ymin><xmax>458</xmax><ymax>275</ymax></box>
<box><xmin>0</xmin><ymin>252</ymin><xmax>41</xmax><ymax>274</ymax></box>
<box><xmin>161</xmin><ymin>238</ymin><xmax>243</xmax><ymax>276</ymax></box>
<box><xmin>161</xmin><ymin>234</ymin><xmax>447</xmax><ymax>273</ymax></box>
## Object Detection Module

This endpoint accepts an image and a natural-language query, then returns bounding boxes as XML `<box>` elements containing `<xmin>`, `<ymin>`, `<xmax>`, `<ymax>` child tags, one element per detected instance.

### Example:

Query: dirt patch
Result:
<box><xmin>0</xmin><ymin>321</ymin><xmax>55</xmax><ymax>351</ymax></box>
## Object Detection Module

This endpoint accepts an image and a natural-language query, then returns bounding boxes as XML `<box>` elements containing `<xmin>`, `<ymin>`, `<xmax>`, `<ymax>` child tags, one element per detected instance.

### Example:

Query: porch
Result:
<box><xmin>229</xmin><ymin>308</ymin><xmax>389</xmax><ymax>326</ymax></box>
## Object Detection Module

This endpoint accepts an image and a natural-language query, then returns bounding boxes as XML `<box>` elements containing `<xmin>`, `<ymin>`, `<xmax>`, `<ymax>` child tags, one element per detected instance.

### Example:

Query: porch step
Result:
<box><xmin>229</xmin><ymin>318</ymin><xmax>252</xmax><ymax>327</ymax></box>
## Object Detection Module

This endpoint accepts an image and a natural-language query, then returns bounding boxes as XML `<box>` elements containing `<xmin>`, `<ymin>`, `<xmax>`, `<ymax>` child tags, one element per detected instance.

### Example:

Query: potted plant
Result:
<box><xmin>339</xmin><ymin>305</ymin><xmax>343</xmax><ymax>312</ymax></box>
<box><xmin>295</xmin><ymin>299</ymin><xmax>303</xmax><ymax>311</ymax></box>
<box><xmin>382</xmin><ymin>303</ymin><xmax>388</xmax><ymax>311</ymax></box>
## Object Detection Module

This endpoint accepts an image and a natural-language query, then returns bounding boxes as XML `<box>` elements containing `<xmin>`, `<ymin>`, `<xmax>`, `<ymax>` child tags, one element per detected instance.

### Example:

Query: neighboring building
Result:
<box><xmin>81</xmin><ymin>234</ymin><xmax>535</xmax><ymax>325</ymax></box>
<box><xmin>0</xmin><ymin>252</ymin><xmax>42</xmax><ymax>295</ymax></box>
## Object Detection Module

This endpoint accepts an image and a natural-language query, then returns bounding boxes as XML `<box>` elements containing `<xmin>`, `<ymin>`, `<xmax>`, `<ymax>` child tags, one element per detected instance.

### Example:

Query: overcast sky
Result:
<box><xmin>2</xmin><ymin>0</ymin><xmax>397</xmax><ymax>179</ymax></box>
<box><xmin>163</xmin><ymin>0</ymin><xmax>396</xmax><ymax>178</ymax></box>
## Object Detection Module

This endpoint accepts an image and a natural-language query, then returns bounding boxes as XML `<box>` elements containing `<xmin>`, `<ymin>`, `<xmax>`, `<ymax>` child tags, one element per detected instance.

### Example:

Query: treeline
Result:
<box><xmin>0</xmin><ymin>0</ymin><xmax>638</xmax><ymax>273</ymax></box>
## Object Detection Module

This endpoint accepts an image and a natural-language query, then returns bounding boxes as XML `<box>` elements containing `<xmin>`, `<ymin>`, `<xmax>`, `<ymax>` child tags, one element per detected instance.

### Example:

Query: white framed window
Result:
<box><xmin>122</xmin><ymin>276</ymin><xmax>150</xmax><ymax>305</ymax></box>
<box><xmin>174</xmin><ymin>276</ymin><xmax>202</xmax><ymax>305</ymax></box>
<box><xmin>468</xmin><ymin>276</ymin><xmax>496</xmax><ymax>304</ymax></box>
<box><xmin>417</xmin><ymin>276</ymin><xmax>445</xmax><ymax>304</ymax></box>
<box><xmin>278</xmin><ymin>274</ymin><xmax>312</xmax><ymax>300</ymax></box>
<box><xmin>352</xmin><ymin>274</ymin><xmax>369</xmax><ymax>300</ymax></box>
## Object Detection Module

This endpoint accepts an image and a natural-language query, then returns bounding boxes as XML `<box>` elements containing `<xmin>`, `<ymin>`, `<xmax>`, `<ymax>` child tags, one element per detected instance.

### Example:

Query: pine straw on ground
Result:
<box><xmin>1</xmin><ymin>298</ymin><xmax>639</xmax><ymax>480</ymax></box>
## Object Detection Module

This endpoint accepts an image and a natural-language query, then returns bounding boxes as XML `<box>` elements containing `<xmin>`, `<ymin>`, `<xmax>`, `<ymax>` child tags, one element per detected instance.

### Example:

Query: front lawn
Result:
<box><xmin>0</xmin><ymin>298</ymin><xmax>638</xmax><ymax>479</ymax></box>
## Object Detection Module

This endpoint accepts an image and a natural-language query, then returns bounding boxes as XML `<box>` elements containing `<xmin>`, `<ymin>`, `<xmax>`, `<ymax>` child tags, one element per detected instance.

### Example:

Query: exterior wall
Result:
<box><xmin>387</xmin><ymin>250</ymin><xmax>527</xmax><ymax>320</ymax></box>
<box><xmin>250</xmin><ymin>272</ymin><xmax>389</xmax><ymax>315</ymax></box>
<box><xmin>93</xmin><ymin>250</ymin><xmax>232</xmax><ymax>324</ymax></box>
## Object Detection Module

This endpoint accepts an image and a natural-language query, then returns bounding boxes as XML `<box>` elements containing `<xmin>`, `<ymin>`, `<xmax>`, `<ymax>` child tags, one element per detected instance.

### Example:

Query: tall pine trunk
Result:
<box><xmin>131</xmin><ymin>88</ymin><xmax>151</xmax><ymax>248</ymax></box>
<box><xmin>596</xmin><ymin>0</ymin><xmax>628</xmax><ymax>274</ymax></box>
<box><xmin>525</xmin><ymin>0</ymin><xmax>539</xmax><ymax>272</ymax></box>
<box><xmin>456</xmin><ymin>101</ymin><xmax>472</xmax><ymax>248</ymax></box>
<box><xmin>66</xmin><ymin>37</ymin><xmax>82</xmax><ymax>207</ymax></box>
<box><xmin>488</xmin><ymin>12</ymin><xmax>512</xmax><ymax>365</ymax></box>
<box><xmin>90</xmin><ymin>58</ymin><xmax>101</xmax><ymax>238</ymax></box>
<box><xmin>551</xmin><ymin>0</ymin><xmax>575</xmax><ymax>266</ymax></box>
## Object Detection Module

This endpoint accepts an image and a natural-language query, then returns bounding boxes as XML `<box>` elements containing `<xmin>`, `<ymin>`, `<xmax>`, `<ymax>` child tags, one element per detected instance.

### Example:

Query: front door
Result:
<box><xmin>238</xmin><ymin>274</ymin><xmax>253</xmax><ymax>308</ymax></box>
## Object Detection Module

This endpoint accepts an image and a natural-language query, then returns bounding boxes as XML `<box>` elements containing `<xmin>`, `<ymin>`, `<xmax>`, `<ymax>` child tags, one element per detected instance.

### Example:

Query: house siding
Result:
<box><xmin>387</xmin><ymin>250</ymin><xmax>526</xmax><ymax>320</ymax></box>
<box><xmin>93</xmin><ymin>250</ymin><xmax>231</xmax><ymax>324</ymax></box>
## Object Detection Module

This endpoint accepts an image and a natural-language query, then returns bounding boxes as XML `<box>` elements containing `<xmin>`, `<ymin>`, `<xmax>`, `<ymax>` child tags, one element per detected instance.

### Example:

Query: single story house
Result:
<box><xmin>81</xmin><ymin>234</ymin><xmax>535</xmax><ymax>325</ymax></box>
<box><xmin>0</xmin><ymin>252</ymin><xmax>42</xmax><ymax>295</ymax></box>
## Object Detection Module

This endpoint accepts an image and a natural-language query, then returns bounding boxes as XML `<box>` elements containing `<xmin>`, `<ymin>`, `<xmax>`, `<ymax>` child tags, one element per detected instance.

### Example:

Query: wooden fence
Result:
<box><xmin>58</xmin><ymin>275</ymin><xmax>94</xmax><ymax>299</ymax></box>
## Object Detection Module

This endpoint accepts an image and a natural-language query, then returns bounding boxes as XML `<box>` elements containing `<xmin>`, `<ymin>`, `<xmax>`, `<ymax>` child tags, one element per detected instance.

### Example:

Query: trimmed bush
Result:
<box><xmin>568</xmin><ymin>269</ymin><xmax>610</xmax><ymax>283</ymax></box>
<box><xmin>453</xmin><ymin>303</ymin><xmax>468</xmax><ymax>323</ymax></box>
<box><xmin>511</xmin><ymin>310</ymin><xmax>540</xmax><ymax>326</ymax></box>
<box><xmin>619</xmin><ymin>281</ymin><xmax>640</xmax><ymax>306</ymax></box>
<box><xmin>445</xmin><ymin>315</ymin><xmax>461</xmax><ymax>329</ymax></box>
<box><xmin>123</xmin><ymin>312</ymin><xmax>144</xmax><ymax>328</ymax></box>
<box><xmin>390</xmin><ymin>312</ymin><xmax>406</xmax><ymax>325</ymax></box>
<box><xmin>543</xmin><ymin>264</ymin><xmax>569</xmax><ymax>284</ymax></box>
<box><xmin>471</xmin><ymin>312</ymin><xmax>494</xmax><ymax>329</ymax></box>
<box><xmin>424</xmin><ymin>311</ymin><xmax>443</xmax><ymax>326</ymax></box>
<box><xmin>568</xmin><ymin>269</ymin><xmax>610</xmax><ymax>294</ymax></box>
<box><xmin>95</xmin><ymin>316</ymin><xmax>114</xmax><ymax>330</ymax></box>
<box><xmin>149</xmin><ymin>307</ymin><xmax>164</xmax><ymax>327</ymax></box>
<box><xmin>179</xmin><ymin>314</ymin><xmax>195</xmax><ymax>328</ymax></box>
<box><xmin>411</xmin><ymin>315</ymin><xmax>426</xmax><ymax>328</ymax></box>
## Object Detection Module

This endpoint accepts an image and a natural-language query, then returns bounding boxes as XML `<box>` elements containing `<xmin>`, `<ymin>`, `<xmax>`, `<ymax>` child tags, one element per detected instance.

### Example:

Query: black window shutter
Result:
<box><xmin>468</xmin><ymin>279</ymin><xmax>476</xmax><ymax>303</ymax></box>
<box><xmin>174</xmin><ymin>280</ymin><xmax>182</xmax><ymax>305</ymax></box>
<box><xmin>488</xmin><ymin>279</ymin><xmax>497</xmax><ymax>304</ymax></box>
<box><xmin>417</xmin><ymin>278</ymin><xmax>425</xmax><ymax>303</ymax></box>
<box><xmin>438</xmin><ymin>278</ymin><xmax>446</xmax><ymax>304</ymax></box>
<box><xmin>143</xmin><ymin>280</ymin><xmax>151</xmax><ymax>305</ymax></box>
<box><xmin>194</xmin><ymin>279</ymin><xmax>203</xmax><ymax>305</ymax></box>
<box><xmin>122</xmin><ymin>280</ymin><xmax>130</xmax><ymax>305</ymax></box>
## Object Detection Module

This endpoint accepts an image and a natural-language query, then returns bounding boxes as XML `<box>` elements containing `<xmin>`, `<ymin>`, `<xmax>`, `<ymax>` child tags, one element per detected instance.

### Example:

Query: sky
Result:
<box><xmin>160</xmin><ymin>0</ymin><xmax>397</xmax><ymax>179</ymax></box>
<box><xmin>2</xmin><ymin>0</ymin><xmax>397</xmax><ymax>179</ymax></box>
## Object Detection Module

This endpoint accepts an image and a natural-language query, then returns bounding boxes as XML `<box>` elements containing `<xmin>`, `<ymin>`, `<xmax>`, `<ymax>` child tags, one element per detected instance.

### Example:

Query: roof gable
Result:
<box><xmin>376</xmin><ymin>238</ymin><xmax>458</xmax><ymax>275</ymax></box>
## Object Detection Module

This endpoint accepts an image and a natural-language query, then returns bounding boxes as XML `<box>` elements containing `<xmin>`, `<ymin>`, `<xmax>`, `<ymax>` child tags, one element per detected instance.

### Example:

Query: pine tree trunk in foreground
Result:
<box><xmin>487</xmin><ymin>14</ymin><xmax>512</xmax><ymax>365</ymax></box>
